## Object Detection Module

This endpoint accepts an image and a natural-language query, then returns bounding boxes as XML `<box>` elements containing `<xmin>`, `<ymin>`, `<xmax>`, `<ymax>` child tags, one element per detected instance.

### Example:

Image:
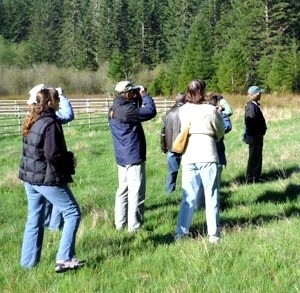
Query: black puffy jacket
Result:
<box><xmin>19</xmin><ymin>109</ymin><xmax>74</xmax><ymax>185</ymax></box>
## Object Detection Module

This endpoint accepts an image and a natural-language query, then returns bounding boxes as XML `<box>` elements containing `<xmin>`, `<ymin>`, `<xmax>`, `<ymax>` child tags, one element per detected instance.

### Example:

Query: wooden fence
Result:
<box><xmin>0</xmin><ymin>98</ymin><xmax>174</xmax><ymax>136</ymax></box>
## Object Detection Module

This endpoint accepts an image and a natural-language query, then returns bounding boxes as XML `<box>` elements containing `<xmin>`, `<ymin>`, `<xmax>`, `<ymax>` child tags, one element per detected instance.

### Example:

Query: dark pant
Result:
<box><xmin>246</xmin><ymin>135</ymin><xmax>263</xmax><ymax>182</ymax></box>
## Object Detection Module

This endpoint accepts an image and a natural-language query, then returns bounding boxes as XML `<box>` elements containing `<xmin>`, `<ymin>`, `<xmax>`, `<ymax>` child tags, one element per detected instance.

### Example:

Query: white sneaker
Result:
<box><xmin>55</xmin><ymin>258</ymin><xmax>85</xmax><ymax>273</ymax></box>
<box><xmin>208</xmin><ymin>236</ymin><xmax>220</xmax><ymax>244</ymax></box>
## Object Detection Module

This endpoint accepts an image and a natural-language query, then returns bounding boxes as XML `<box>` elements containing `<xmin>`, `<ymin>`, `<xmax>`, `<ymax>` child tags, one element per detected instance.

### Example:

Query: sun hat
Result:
<box><xmin>115</xmin><ymin>81</ymin><xmax>140</xmax><ymax>93</ymax></box>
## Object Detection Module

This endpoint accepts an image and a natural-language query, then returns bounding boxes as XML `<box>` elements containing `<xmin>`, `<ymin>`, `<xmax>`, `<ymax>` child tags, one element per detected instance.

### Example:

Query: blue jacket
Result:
<box><xmin>109</xmin><ymin>94</ymin><xmax>156</xmax><ymax>166</ymax></box>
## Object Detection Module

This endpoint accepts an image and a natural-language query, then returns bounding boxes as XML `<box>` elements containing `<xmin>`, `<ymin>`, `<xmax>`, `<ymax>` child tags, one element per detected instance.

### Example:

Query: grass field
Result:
<box><xmin>0</xmin><ymin>95</ymin><xmax>300</xmax><ymax>292</ymax></box>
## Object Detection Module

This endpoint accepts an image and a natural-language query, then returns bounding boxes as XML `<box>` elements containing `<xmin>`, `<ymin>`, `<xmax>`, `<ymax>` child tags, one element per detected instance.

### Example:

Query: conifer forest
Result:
<box><xmin>1</xmin><ymin>0</ymin><xmax>300</xmax><ymax>94</ymax></box>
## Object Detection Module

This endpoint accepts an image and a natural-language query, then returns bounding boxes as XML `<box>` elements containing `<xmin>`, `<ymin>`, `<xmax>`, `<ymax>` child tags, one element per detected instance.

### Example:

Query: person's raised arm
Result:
<box><xmin>137</xmin><ymin>93</ymin><xmax>157</xmax><ymax>121</ymax></box>
<box><xmin>55</xmin><ymin>88</ymin><xmax>74</xmax><ymax>124</ymax></box>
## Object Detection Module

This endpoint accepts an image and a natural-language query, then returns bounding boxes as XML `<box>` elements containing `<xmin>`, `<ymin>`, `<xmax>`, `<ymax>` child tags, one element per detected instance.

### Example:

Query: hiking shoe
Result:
<box><xmin>55</xmin><ymin>258</ymin><xmax>85</xmax><ymax>273</ymax></box>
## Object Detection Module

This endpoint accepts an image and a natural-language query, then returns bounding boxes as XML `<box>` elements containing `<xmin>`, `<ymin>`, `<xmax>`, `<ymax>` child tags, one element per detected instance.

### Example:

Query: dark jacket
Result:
<box><xmin>244</xmin><ymin>101</ymin><xmax>267</xmax><ymax>136</ymax></box>
<box><xmin>19</xmin><ymin>109</ymin><xmax>75</xmax><ymax>185</ymax></box>
<box><xmin>109</xmin><ymin>93</ymin><xmax>156</xmax><ymax>166</ymax></box>
<box><xmin>160</xmin><ymin>101</ymin><xmax>184</xmax><ymax>153</ymax></box>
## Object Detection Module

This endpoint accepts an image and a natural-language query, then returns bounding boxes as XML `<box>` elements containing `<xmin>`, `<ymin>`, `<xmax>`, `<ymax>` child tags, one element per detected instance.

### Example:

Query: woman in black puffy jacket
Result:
<box><xmin>19</xmin><ymin>88</ymin><xmax>84</xmax><ymax>273</ymax></box>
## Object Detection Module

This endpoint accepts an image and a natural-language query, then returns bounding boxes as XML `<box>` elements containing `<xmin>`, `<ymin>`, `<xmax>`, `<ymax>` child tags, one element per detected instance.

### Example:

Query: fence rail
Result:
<box><xmin>0</xmin><ymin>98</ymin><xmax>174</xmax><ymax>136</ymax></box>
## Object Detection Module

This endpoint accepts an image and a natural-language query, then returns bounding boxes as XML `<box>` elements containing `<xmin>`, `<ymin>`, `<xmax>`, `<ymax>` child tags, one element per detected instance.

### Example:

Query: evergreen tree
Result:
<box><xmin>289</xmin><ymin>40</ymin><xmax>300</xmax><ymax>93</ymax></box>
<box><xmin>27</xmin><ymin>0</ymin><xmax>63</xmax><ymax>64</ymax></box>
<box><xmin>0</xmin><ymin>0</ymin><xmax>32</xmax><ymax>42</ymax></box>
<box><xmin>263</xmin><ymin>0</ymin><xmax>300</xmax><ymax>50</ymax></box>
<box><xmin>215</xmin><ymin>0</ymin><xmax>265</xmax><ymax>88</ymax></box>
<box><xmin>267</xmin><ymin>42</ymin><xmax>300</xmax><ymax>93</ymax></box>
<box><xmin>97</xmin><ymin>0</ymin><xmax>118</xmax><ymax>63</ymax></box>
<box><xmin>215</xmin><ymin>39</ymin><xmax>250</xmax><ymax>93</ymax></box>
<box><xmin>162</xmin><ymin>0</ymin><xmax>202</xmax><ymax>94</ymax></box>
<box><xmin>164</xmin><ymin>0</ymin><xmax>201</xmax><ymax>60</ymax></box>
<box><xmin>128</xmin><ymin>0</ymin><xmax>167</xmax><ymax>68</ymax></box>
<box><xmin>178</xmin><ymin>11</ymin><xmax>214</xmax><ymax>90</ymax></box>
<box><xmin>81</xmin><ymin>0</ymin><xmax>100</xmax><ymax>71</ymax></box>
<box><xmin>98</xmin><ymin>0</ymin><xmax>134</xmax><ymax>78</ymax></box>
<box><xmin>257</xmin><ymin>53</ymin><xmax>271</xmax><ymax>91</ymax></box>
<box><xmin>108</xmin><ymin>49</ymin><xmax>127</xmax><ymax>80</ymax></box>
<box><xmin>59</xmin><ymin>0</ymin><xmax>87</xmax><ymax>69</ymax></box>
<box><xmin>0</xmin><ymin>0</ymin><xmax>300</xmax><ymax>94</ymax></box>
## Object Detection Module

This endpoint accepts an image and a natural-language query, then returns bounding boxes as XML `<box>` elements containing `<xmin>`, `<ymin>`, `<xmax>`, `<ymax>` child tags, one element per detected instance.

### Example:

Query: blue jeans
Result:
<box><xmin>44</xmin><ymin>201</ymin><xmax>63</xmax><ymax>231</ymax></box>
<box><xmin>166</xmin><ymin>151</ymin><xmax>181</xmax><ymax>193</ymax></box>
<box><xmin>196</xmin><ymin>164</ymin><xmax>223</xmax><ymax>209</ymax></box>
<box><xmin>21</xmin><ymin>182</ymin><xmax>81</xmax><ymax>268</ymax></box>
<box><xmin>176</xmin><ymin>162</ymin><xmax>220</xmax><ymax>237</ymax></box>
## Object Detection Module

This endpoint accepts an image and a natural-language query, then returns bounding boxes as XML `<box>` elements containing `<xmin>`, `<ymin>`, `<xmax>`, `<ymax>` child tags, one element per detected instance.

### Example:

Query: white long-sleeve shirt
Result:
<box><xmin>55</xmin><ymin>95</ymin><xmax>74</xmax><ymax>124</ymax></box>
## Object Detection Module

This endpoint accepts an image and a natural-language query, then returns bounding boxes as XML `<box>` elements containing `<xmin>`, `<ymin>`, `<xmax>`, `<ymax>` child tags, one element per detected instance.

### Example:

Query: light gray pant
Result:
<box><xmin>115</xmin><ymin>162</ymin><xmax>146</xmax><ymax>231</ymax></box>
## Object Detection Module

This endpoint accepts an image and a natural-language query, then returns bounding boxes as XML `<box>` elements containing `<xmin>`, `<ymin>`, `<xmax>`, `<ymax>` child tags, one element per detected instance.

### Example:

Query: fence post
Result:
<box><xmin>164</xmin><ymin>98</ymin><xmax>167</xmax><ymax>114</ymax></box>
<box><xmin>16</xmin><ymin>103</ymin><xmax>21</xmax><ymax>133</ymax></box>
<box><xmin>86</xmin><ymin>99</ymin><xmax>91</xmax><ymax>129</ymax></box>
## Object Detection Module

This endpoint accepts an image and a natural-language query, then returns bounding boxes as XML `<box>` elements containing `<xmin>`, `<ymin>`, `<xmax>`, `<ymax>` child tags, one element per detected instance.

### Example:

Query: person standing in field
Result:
<box><xmin>160</xmin><ymin>93</ymin><xmax>185</xmax><ymax>194</ymax></box>
<box><xmin>109</xmin><ymin>81</ymin><xmax>157</xmax><ymax>232</ymax></box>
<box><xmin>174</xmin><ymin>80</ymin><xmax>225</xmax><ymax>244</ymax></box>
<box><xmin>19</xmin><ymin>88</ymin><xmax>84</xmax><ymax>273</ymax></box>
<box><xmin>196</xmin><ymin>92</ymin><xmax>232</xmax><ymax>210</ymax></box>
<box><xmin>27</xmin><ymin>84</ymin><xmax>75</xmax><ymax>231</ymax></box>
<box><xmin>205</xmin><ymin>93</ymin><xmax>232</xmax><ymax>173</ymax></box>
<box><xmin>243</xmin><ymin>86</ymin><xmax>267</xmax><ymax>183</ymax></box>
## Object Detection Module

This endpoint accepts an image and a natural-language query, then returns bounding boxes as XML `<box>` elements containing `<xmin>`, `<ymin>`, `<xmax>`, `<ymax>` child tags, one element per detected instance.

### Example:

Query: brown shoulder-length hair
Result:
<box><xmin>22</xmin><ymin>88</ymin><xmax>59</xmax><ymax>136</ymax></box>
<box><xmin>185</xmin><ymin>79</ymin><xmax>206</xmax><ymax>104</ymax></box>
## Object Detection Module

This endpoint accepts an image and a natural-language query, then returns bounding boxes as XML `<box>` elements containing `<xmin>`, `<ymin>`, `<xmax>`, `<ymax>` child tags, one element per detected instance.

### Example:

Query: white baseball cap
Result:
<box><xmin>27</xmin><ymin>84</ymin><xmax>46</xmax><ymax>105</ymax></box>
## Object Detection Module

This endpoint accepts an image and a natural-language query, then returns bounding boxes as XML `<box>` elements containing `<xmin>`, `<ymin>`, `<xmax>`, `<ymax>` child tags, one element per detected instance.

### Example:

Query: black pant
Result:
<box><xmin>245</xmin><ymin>135</ymin><xmax>263</xmax><ymax>182</ymax></box>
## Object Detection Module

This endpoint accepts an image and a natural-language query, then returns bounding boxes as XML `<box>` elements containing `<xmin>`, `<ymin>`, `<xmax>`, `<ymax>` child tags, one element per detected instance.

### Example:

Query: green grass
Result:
<box><xmin>1</xmin><ymin>104</ymin><xmax>300</xmax><ymax>292</ymax></box>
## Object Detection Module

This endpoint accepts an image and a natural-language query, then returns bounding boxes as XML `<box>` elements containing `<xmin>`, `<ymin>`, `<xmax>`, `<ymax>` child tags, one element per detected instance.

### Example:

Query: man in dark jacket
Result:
<box><xmin>244</xmin><ymin>85</ymin><xmax>267</xmax><ymax>183</ymax></box>
<box><xmin>160</xmin><ymin>93</ymin><xmax>185</xmax><ymax>193</ymax></box>
<box><xmin>109</xmin><ymin>81</ymin><xmax>156</xmax><ymax>232</ymax></box>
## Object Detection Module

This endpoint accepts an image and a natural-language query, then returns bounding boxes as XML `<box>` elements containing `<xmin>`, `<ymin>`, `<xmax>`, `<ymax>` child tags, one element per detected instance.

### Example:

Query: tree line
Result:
<box><xmin>1</xmin><ymin>0</ymin><xmax>300</xmax><ymax>95</ymax></box>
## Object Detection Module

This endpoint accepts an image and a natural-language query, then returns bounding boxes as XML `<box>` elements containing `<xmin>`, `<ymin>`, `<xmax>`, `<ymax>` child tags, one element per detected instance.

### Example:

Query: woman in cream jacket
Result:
<box><xmin>175</xmin><ymin>80</ymin><xmax>225</xmax><ymax>244</ymax></box>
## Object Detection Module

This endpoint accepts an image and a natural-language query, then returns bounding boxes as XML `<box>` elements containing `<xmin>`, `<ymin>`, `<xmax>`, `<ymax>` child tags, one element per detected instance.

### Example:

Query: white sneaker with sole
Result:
<box><xmin>55</xmin><ymin>258</ymin><xmax>85</xmax><ymax>273</ymax></box>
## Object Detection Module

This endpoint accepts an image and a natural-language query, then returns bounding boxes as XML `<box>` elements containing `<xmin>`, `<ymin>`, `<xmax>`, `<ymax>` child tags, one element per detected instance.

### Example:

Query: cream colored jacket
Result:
<box><xmin>179</xmin><ymin>102</ymin><xmax>225</xmax><ymax>165</ymax></box>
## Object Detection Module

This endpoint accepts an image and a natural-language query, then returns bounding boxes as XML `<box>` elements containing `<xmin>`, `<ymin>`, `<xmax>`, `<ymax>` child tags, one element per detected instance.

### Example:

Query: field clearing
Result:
<box><xmin>0</xmin><ymin>98</ymin><xmax>300</xmax><ymax>292</ymax></box>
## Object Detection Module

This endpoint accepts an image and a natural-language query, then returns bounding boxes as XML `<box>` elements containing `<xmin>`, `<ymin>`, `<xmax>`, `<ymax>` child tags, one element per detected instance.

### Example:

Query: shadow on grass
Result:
<box><xmin>86</xmin><ymin>168</ymin><xmax>300</xmax><ymax>257</ymax></box>
<box><xmin>222</xmin><ymin>165</ymin><xmax>299</xmax><ymax>187</ymax></box>
<box><xmin>220</xmin><ymin>182</ymin><xmax>300</xmax><ymax>229</ymax></box>
<box><xmin>256</xmin><ymin>183</ymin><xmax>300</xmax><ymax>203</ymax></box>
<box><xmin>222</xmin><ymin>205</ymin><xmax>300</xmax><ymax>230</ymax></box>
<box><xmin>145</xmin><ymin>196</ymin><xmax>181</xmax><ymax>211</ymax></box>
<box><xmin>147</xmin><ymin>232</ymin><xmax>176</xmax><ymax>245</ymax></box>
